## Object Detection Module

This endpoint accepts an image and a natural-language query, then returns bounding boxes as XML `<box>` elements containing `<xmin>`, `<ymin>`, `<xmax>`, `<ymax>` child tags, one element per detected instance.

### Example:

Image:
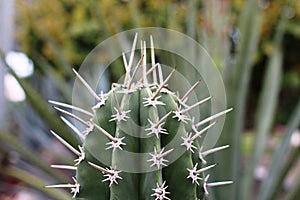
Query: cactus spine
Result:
<box><xmin>46</xmin><ymin>34</ymin><xmax>232</xmax><ymax>200</ymax></box>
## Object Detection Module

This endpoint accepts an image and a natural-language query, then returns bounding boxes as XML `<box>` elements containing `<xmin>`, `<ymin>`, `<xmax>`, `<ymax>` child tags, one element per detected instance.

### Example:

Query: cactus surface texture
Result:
<box><xmin>46</xmin><ymin>35</ymin><xmax>232</xmax><ymax>200</ymax></box>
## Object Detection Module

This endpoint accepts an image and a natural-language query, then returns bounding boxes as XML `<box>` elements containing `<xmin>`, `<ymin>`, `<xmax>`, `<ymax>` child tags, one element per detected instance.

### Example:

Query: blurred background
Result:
<box><xmin>0</xmin><ymin>0</ymin><xmax>299</xmax><ymax>199</ymax></box>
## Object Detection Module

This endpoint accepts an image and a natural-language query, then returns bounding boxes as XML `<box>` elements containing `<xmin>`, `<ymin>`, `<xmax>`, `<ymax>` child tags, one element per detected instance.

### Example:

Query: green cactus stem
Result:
<box><xmin>46</xmin><ymin>34</ymin><xmax>233</xmax><ymax>200</ymax></box>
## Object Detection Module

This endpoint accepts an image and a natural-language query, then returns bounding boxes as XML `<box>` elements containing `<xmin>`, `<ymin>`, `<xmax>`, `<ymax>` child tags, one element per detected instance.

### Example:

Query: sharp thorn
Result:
<box><xmin>150</xmin><ymin>35</ymin><xmax>157</xmax><ymax>83</ymax></box>
<box><xmin>156</xmin><ymin>111</ymin><xmax>172</xmax><ymax>127</ymax></box>
<box><xmin>45</xmin><ymin>184</ymin><xmax>76</xmax><ymax>189</ymax></box>
<box><xmin>181</xmin><ymin>96</ymin><xmax>211</xmax><ymax>114</ymax></box>
<box><xmin>138</xmin><ymin>63</ymin><xmax>159</xmax><ymax>83</ymax></box>
<box><xmin>122</xmin><ymin>52</ymin><xmax>128</xmax><ymax>69</ymax></box>
<box><xmin>158</xmin><ymin>148</ymin><xmax>174</xmax><ymax>159</ymax></box>
<box><xmin>206</xmin><ymin>181</ymin><xmax>234</xmax><ymax>187</ymax></box>
<box><xmin>50</xmin><ymin>130</ymin><xmax>80</xmax><ymax>156</ymax></box>
<box><xmin>127</xmin><ymin>33</ymin><xmax>138</xmax><ymax>73</ymax></box>
<box><xmin>191</xmin><ymin>121</ymin><xmax>216</xmax><ymax>141</ymax></box>
<box><xmin>142</xmin><ymin>40</ymin><xmax>147</xmax><ymax>84</ymax></box>
<box><xmin>152</xmin><ymin>69</ymin><xmax>175</xmax><ymax>99</ymax></box>
<box><xmin>201</xmin><ymin>145</ymin><xmax>230</xmax><ymax>157</ymax></box>
<box><xmin>60</xmin><ymin>116</ymin><xmax>85</xmax><ymax>140</ymax></box>
<box><xmin>128</xmin><ymin>54</ymin><xmax>144</xmax><ymax>89</ymax></box>
<box><xmin>53</xmin><ymin>106</ymin><xmax>90</xmax><ymax>127</ymax></box>
<box><xmin>92</xmin><ymin>122</ymin><xmax>115</xmax><ymax>141</ymax></box>
<box><xmin>181</xmin><ymin>81</ymin><xmax>200</xmax><ymax>101</ymax></box>
<box><xmin>88</xmin><ymin>162</ymin><xmax>113</xmax><ymax>175</ymax></box>
<box><xmin>122</xmin><ymin>52</ymin><xmax>129</xmax><ymax>84</ymax></box>
<box><xmin>157</xmin><ymin>63</ymin><xmax>164</xmax><ymax>85</ymax></box>
<box><xmin>49</xmin><ymin>100</ymin><xmax>93</xmax><ymax>117</ymax></box>
<box><xmin>51</xmin><ymin>165</ymin><xmax>77</xmax><ymax>170</ymax></box>
<box><xmin>112</xmin><ymin>92</ymin><xmax>121</xmax><ymax>113</ymax></box>
<box><xmin>195</xmin><ymin>108</ymin><xmax>233</xmax><ymax>128</ymax></box>
<box><xmin>197</xmin><ymin>163</ymin><xmax>217</xmax><ymax>174</ymax></box>
<box><xmin>72</xmin><ymin>68</ymin><xmax>101</xmax><ymax>101</ymax></box>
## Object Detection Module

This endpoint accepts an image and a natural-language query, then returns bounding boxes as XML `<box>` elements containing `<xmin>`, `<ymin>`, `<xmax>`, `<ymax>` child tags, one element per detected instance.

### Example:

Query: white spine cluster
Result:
<box><xmin>151</xmin><ymin>181</ymin><xmax>170</xmax><ymax>200</ymax></box>
<box><xmin>147</xmin><ymin>148</ymin><xmax>174</xmax><ymax>169</ymax></box>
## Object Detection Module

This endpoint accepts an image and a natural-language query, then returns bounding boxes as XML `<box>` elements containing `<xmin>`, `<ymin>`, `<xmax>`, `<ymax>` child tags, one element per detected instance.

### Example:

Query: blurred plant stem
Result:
<box><xmin>258</xmin><ymin>99</ymin><xmax>300</xmax><ymax>200</ymax></box>
<box><xmin>3</xmin><ymin>166</ymin><xmax>71</xmax><ymax>200</ymax></box>
<box><xmin>0</xmin><ymin>51</ymin><xmax>79</xmax><ymax>149</ymax></box>
<box><xmin>0</xmin><ymin>132</ymin><xmax>68</xmax><ymax>183</ymax></box>
<box><xmin>215</xmin><ymin>1</ymin><xmax>262</xmax><ymax>199</ymax></box>
<box><xmin>0</xmin><ymin>0</ymin><xmax>15</xmax><ymax>130</ymax></box>
<box><xmin>242</xmin><ymin>10</ymin><xmax>288</xmax><ymax>200</ymax></box>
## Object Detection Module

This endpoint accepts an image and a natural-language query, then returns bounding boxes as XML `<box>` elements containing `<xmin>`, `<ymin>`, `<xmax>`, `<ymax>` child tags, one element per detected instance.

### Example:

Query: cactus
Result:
<box><xmin>46</xmin><ymin>34</ymin><xmax>232</xmax><ymax>200</ymax></box>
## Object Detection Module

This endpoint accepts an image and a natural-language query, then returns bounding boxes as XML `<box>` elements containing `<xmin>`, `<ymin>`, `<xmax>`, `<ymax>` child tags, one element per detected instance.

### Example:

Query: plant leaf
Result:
<box><xmin>0</xmin><ymin>51</ymin><xmax>79</xmax><ymax>148</ymax></box>
<box><xmin>258</xmin><ymin>99</ymin><xmax>300</xmax><ymax>200</ymax></box>
<box><xmin>0</xmin><ymin>132</ymin><xmax>67</xmax><ymax>183</ymax></box>
<box><xmin>3</xmin><ymin>166</ymin><xmax>71</xmax><ymax>200</ymax></box>
<box><xmin>243</xmin><ymin>23</ymin><xmax>285</xmax><ymax>199</ymax></box>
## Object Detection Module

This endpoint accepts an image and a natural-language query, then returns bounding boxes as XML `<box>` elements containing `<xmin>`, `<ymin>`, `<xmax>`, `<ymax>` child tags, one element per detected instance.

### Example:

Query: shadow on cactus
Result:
<box><xmin>46</xmin><ymin>34</ymin><xmax>233</xmax><ymax>200</ymax></box>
